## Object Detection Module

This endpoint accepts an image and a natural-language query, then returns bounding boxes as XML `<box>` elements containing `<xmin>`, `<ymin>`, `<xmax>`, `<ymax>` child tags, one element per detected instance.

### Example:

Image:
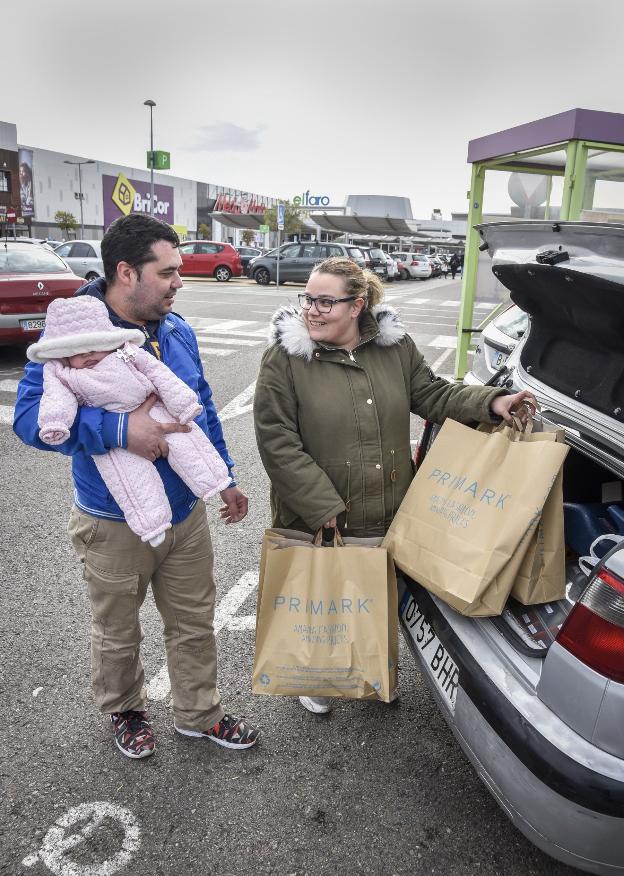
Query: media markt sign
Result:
<box><xmin>103</xmin><ymin>174</ymin><xmax>175</xmax><ymax>228</ymax></box>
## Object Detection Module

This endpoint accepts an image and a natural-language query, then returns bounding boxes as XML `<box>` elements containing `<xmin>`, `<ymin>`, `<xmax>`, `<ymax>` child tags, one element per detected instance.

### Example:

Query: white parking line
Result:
<box><xmin>0</xmin><ymin>404</ymin><xmax>14</xmax><ymax>424</ymax></box>
<box><xmin>431</xmin><ymin>348</ymin><xmax>455</xmax><ymax>373</ymax></box>
<box><xmin>428</xmin><ymin>335</ymin><xmax>457</xmax><ymax>349</ymax></box>
<box><xmin>146</xmin><ymin>570</ymin><xmax>259</xmax><ymax>701</ymax></box>
<box><xmin>0</xmin><ymin>379</ymin><xmax>19</xmax><ymax>392</ymax></box>
<box><xmin>218</xmin><ymin>380</ymin><xmax>256</xmax><ymax>422</ymax></box>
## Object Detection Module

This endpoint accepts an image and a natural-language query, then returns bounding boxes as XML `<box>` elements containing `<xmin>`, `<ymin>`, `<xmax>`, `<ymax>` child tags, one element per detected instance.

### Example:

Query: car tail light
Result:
<box><xmin>557</xmin><ymin>567</ymin><xmax>624</xmax><ymax>682</ymax></box>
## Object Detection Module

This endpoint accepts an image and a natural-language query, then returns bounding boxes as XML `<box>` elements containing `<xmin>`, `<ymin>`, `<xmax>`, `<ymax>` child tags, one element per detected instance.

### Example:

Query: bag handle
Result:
<box><xmin>313</xmin><ymin>526</ymin><xmax>345</xmax><ymax>547</ymax></box>
<box><xmin>578</xmin><ymin>533</ymin><xmax>624</xmax><ymax>576</ymax></box>
<box><xmin>507</xmin><ymin>404</ymin><xmax>542</xmax><ymax>439</ymax></box>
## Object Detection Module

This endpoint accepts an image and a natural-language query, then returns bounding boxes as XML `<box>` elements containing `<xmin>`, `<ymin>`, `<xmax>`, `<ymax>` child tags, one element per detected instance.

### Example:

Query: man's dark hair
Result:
<box><xmin>101</xmin><ymin>213</ymin><xmax>180</xmax><ymax>284</ymax></box>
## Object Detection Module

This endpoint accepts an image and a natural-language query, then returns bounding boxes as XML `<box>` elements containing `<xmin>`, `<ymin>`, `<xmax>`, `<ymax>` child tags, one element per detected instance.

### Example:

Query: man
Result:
<box><xmin>14</xmin><ymin>213</ymin><xmax>260</xmax><ymax>759</ymax></box>
<box><xmin>450</xmin><ymin>253</ymin><xmax>460</xmax><ymax>280</ymax></box>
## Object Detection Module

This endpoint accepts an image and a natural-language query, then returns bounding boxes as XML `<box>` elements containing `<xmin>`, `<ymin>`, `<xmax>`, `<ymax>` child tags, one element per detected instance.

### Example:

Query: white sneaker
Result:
<box><xmin>299</xmin><ymin>696</ymin><xmax>332</xmax><ymax>714</ymax></box>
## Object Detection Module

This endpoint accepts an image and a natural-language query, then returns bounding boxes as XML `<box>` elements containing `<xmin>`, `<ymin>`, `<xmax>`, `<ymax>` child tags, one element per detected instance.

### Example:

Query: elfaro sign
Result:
<box><xmin>292</xmin><ymin>191</ymin><xmax>331</xmax><ymax>207</ymax></box>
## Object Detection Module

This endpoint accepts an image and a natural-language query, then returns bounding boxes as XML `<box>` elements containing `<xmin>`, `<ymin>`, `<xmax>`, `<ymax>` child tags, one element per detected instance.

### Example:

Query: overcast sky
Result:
<box><xmin>4</xmin><ymin>0</ymin><xmax>624</xmax><ymax>217</ymax></box>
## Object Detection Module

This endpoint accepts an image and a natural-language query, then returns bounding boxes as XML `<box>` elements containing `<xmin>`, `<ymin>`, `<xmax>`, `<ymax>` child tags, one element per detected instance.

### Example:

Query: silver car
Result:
<box><xmin>466</xmin><ymin>302</ymin><xmax>528</xmax><ymax>385</ymax></box>
<box><xmin>407</xmin><ymin>221</ymin><xmax>624</xmax><ymax>875</ymax></box>
<box><xmin>54</xmin><ymin>239</ymin><xmax>103</xmax><ymax>281</ymax></box>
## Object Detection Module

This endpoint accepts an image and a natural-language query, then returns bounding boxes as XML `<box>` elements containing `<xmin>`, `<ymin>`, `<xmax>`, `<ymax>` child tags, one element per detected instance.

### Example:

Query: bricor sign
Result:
<box><xmin>102</xmin><ymin>173</ymin><xmax>175</xmax><ymax>228</ymax></box>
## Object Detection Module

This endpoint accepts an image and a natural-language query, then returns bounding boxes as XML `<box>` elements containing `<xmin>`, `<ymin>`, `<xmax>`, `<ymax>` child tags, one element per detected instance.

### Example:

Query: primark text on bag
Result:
<box><xmin>382</xmin><ymin>418</ymin><xmax>569</xmax><ymax>616</ymax></box>
<box><xmin>252</xmin><ymin>529</ymin><xmax>398</xmax><ymax>700</ymax></box>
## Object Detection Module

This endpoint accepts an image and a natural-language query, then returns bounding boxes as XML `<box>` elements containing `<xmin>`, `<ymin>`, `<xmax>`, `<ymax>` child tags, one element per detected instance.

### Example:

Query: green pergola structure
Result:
<box><xmin>456</xmin><ymin>108</ymin><xmax>624</xmax><ymax>379</ymax></box>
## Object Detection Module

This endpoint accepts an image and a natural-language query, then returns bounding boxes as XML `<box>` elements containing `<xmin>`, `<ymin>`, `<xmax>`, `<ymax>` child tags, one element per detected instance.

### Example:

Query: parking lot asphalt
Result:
<box><xmin>0</xmin><ymin>276</ymin><xmax>578</xmax><ymax>876</ymax></box>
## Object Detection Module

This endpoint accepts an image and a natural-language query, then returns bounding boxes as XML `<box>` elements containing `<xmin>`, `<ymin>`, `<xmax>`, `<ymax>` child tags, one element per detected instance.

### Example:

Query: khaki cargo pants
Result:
<box><xmin>68</xmin><ymin>501</ymin><xmax>224</xmax><ymax>732</ymax></box>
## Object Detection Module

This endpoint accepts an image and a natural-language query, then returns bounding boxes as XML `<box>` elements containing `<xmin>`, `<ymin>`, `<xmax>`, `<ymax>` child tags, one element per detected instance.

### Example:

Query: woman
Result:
<box><xmin>253</xmin><ymin>257</ymin><xmax>534</xmax><ymax>714</ymax></box>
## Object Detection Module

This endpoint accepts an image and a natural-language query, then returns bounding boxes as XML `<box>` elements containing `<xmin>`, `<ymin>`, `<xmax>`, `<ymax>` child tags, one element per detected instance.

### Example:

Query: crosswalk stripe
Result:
<box><xmin>198</xmin><ymin>336</ymin><xmax>263</xmax><ymax>347</ymax></box>
<box><xmin>200</xmin><ymin>328</ymin><xmax>268</xmax><ymax>338</ymax></box>
<box><xmin>0</xmin><ymin>404</ymin><xmax>14</xmax><ymax>424</ymax></box>
<box><xmin>186</xmin><ymin>318</ymin><xmax>258</xmax><ymax>331</ymax></box>
<box><xmin>0</xmin><ymin>379</ymin><xmax>20</xmax><ymax>392</ymax></box>
<box><xmin>198</xmin><ymin>347</ymin><xmax>235</xmax><ymax>357</ymax></box>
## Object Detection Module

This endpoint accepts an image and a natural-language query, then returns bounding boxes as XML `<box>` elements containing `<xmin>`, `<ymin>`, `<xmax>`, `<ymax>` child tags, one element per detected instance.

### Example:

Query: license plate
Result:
<box><xmin>400</xmin><ymin>591</ymin><xmax>459</xmax><ymax>711</ymax></box>
<box><xmin>374</xmin><ymin>267</ymin><xmax>385</xmax><ymax>274</ymax></box>
<box><xmin>20</xmin><ymin>318</ymin><xmax>46</xmax><ymax>331</ymax></box>
<box><xmin>489</xmin><ymin>348</ymin><xmax>508</xmax><ymax>370</ymax></box>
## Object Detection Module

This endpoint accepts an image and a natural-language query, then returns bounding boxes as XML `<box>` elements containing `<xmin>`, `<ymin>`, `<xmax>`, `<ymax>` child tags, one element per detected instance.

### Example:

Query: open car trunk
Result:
<box><xmin>494</xmin><ymin>439</ymin><xmax>624</xmax><ymax>656</ymax></box>
<box><xmin>472</xmin><ymin>221</ymin><xmax>624</xmax><ymax>655</ymax></box>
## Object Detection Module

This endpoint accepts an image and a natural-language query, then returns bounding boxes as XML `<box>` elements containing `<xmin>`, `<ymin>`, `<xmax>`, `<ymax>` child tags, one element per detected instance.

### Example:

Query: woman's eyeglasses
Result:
<box><xmin>298</xmin><ymin>293</ymin><xmax>360</xmax><ymax>314</ymax></box>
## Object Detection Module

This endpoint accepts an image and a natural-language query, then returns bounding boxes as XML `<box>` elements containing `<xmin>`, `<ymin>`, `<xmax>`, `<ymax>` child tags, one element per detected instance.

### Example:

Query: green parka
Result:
<box><xmin>254</xmin><ymin>304</ymin><xmax>506</xmax><ymax>538</ymax></box>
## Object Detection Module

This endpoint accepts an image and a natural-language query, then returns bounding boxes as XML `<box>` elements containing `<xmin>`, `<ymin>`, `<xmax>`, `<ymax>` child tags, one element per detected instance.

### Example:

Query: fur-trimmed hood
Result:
<box><xmin>268</xmin><ymin>303</ymin><xmax>406</xmax><ymax>361</ymax></box>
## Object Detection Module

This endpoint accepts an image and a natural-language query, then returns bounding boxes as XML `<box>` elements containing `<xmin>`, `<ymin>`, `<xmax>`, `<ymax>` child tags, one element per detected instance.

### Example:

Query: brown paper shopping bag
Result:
<box><xmin>253</xmin><ymin>529</ymin><xmax>398</xmax><ymax>701</ymax></box>
<box><xmin>482</xmin><ymin>421</ymin><xmax>567</xmax><ymax>605</ymax></box>
<box><xmin>382</xmin><ymin>418</ymin><xmax>569</xmax><ymax>616</ymax></box>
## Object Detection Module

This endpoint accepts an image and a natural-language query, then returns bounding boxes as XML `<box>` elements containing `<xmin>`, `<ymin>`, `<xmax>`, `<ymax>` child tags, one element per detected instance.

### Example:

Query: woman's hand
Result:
<box><xmin>490</xmin><ymin>390</ymin><xmax>538</xmax><ymax>424</ymax></box>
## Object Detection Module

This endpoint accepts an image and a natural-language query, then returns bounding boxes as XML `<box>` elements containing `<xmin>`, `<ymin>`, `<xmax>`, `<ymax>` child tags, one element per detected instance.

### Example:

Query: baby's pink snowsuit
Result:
<box><xmin>28</xmin><ymin>297</ymin><xmax>230</xmax><ymax>546</ymax></box>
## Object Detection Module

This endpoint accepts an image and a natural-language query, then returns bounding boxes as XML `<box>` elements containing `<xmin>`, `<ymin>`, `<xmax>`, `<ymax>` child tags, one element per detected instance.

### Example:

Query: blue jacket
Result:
<box><xmin>13</xmin><ymin>278</ymin><xmax>235</xmax><ymax>524</ymax></box>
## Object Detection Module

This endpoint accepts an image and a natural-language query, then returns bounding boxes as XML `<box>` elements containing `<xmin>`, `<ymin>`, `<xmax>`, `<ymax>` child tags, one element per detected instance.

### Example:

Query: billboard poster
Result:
<box><xmin>102</xmin><ymin>173</ymin><xmax>175</xmax><ymax>228</ymax></box>
<box><xmin>18</xmin><ymin>148</ymin><xmax>35</xmax><ymax>217</ymax></box>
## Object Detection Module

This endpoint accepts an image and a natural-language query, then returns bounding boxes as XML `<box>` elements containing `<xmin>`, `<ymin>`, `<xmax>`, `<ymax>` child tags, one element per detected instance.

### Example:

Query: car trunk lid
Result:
<box><xmin>477</xmin><ymin>221</ymin><xmax>624</xmax><ymax>423</ymax></box>
<box><xmin>0</xmin><ymin>272</ymin><xmax>81</xmax><ymax>315</ymax></box>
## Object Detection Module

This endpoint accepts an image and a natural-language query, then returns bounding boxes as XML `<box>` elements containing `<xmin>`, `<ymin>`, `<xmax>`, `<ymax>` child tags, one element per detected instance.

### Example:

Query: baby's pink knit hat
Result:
<box><xmin>26</xmin><ymin>296</ymin><xmax>145</xmax><ymax>363</ymax></box>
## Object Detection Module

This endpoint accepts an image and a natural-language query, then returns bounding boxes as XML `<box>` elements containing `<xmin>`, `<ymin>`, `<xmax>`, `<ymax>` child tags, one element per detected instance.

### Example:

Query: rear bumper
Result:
<box><xmin>400</xmin><ymin>577</ymin><xmax>624</xmax><ymax>874</ymax></box>
<box><xmin>0</xmin><ymin>313</ymin><xmax>44</xmax><ymax>344</ymax></box>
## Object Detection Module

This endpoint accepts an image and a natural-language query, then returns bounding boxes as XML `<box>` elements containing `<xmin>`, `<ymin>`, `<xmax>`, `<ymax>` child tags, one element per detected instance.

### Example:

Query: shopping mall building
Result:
<box><xmin>0</xmin><ymin>119</ymin><xmax>466</xmax><ymax>250</ymax></box>
<box><xmin>0</xmin><ymin>121</ymin><xmax>278</xmax><ymax>244</ymax></box>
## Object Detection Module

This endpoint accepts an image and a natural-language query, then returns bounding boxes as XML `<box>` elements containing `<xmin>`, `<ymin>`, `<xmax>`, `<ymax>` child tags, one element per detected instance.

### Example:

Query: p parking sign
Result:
<box><xmin>147</xmin><ymin>151</ymin><xmax>171</xmax><ymax>170</ymax></box>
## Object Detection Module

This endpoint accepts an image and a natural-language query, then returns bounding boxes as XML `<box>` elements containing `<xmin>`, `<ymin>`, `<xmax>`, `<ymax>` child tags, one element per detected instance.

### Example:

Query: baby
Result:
<box><xmin>27</xmin><ymin>295</ymin><xmax>231</xmax><ymax>546</ymax></box>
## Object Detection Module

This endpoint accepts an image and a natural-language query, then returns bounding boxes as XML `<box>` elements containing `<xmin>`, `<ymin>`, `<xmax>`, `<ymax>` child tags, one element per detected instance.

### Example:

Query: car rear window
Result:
<box><xmin>0</xmin><ymin>245</ymin><xmax>67</xmax><ymax>274</ymax></box>
<box><xmin>347</xmin><ymin>247</ymin><xmax>364</xmax><ymax>259</ymax></box>
<box><xmin>369</xmin><ymin>249</ymin><xmax>384</xmax><ymax>258</ymax></box>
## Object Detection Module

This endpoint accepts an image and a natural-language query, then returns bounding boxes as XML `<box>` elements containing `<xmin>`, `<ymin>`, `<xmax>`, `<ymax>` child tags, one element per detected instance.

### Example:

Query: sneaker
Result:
<box><xmin>299</xmin><ymin>696</ymin><xmax>333</xmax><ymax>715</ymax></box>
<box><xmin>110</xmin><ymin>710</ymin><xmax>155</xmax><ymax>760</ymax></box>
<box><xmin>175</xmin><ymin>714</ymin><xmax>259</xmax><ymax>750</ymax></box>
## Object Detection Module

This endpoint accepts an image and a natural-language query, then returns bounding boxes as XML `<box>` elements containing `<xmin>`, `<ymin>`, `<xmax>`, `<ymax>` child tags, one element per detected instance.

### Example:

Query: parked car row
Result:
<box><xmin>248</xmin><ymin>242</ymin><xmax>366</xmax><ymax>285</ymax></box>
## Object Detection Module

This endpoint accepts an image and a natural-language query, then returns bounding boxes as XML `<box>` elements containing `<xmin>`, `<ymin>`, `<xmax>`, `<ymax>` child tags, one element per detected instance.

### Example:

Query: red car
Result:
<box><xmin>178</xmin><ymin>240</ymin><xmax>243</xmax><ymax>282</ymax></box>
<box><xmin>0</xmin><ymin>242</ymin><xmax>83</xmax><ymax>346</ymax></box>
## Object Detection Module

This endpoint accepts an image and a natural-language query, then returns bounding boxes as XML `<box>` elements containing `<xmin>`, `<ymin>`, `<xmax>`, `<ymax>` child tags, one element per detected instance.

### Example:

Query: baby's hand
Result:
<box><xmin>40</xmin><ymin>423</ymin><xmax>71</xmax><ymax>445</ymax></box>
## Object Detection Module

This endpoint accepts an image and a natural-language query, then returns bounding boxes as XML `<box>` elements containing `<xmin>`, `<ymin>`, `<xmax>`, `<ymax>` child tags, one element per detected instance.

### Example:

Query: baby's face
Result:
<box><xmin>68</xmin><ymin>350</ymin><xmax>110</xmax><ymax>369</ymax></box>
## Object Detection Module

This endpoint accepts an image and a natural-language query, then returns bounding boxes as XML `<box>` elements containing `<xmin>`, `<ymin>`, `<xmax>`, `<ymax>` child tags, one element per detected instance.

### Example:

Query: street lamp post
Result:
<box><xmin>64</xmin><ymin>159</ymin><xmax>95</xmax><ymax>238</ymax></box>
<box><xmin>144</xmin><ymin>99</ymin><xmax>156</xmax><ymax>217</ymax></box>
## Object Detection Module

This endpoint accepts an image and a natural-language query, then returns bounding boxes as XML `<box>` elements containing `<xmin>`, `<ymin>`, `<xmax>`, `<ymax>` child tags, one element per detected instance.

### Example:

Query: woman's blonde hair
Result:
<box><xmin>311</xmin><ymin>256</ymin><xmax>384</xmax><ymax>309</ymax></box>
